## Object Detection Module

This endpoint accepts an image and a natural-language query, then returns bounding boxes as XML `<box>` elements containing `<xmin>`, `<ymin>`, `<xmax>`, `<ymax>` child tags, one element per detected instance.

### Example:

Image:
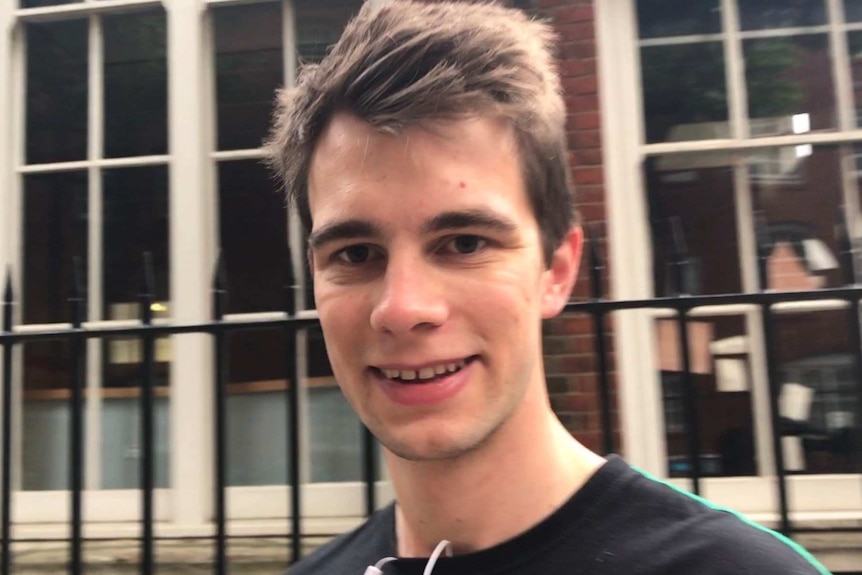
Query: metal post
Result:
<box><xmin>139</xmin><ymin>254</ymin><xmax>155</xmax><ymax>575</ymax></box>
<box><xmin>587</xmin><ymin>227</ymin><xmax>615</xmax><ymax>455</ymax></box>
<box><xmin>755</xmin><ymin>218</ymin><xmax>791</xmax><ymax>536</ymax></box>
<box><xmin>668</xmin><ymin>220</ymin><xmax>703</xmax><ymax>493</ymax></box>
<box><xmin>68</xmin><ymin>257</ymin><xmax>86</xmax><ymax>575</ymax></box>
<box><xmin>284</xmin><ymin>251</ymin><xmax>302</xmax><ymax>563</ymax></box>
<box><xmin>212</xmin><ymin>255</ymin><xmax>228</xmax><ymax>575</ymax></box>
<box><xmin>362</xmin><ymin>425</ymin><xmax>376</xmax><ymax>517</ymax></box>
<box><xmin>1</xmin><ymin>272</ymin><xmax>14</xmax><ymax>575</ymax></box>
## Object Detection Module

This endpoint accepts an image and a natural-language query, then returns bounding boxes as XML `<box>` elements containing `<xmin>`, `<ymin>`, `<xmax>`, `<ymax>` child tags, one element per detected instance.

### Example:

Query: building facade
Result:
<box><xmin>0</xmin><ymin>0</ymin><xmax>860</xmax><ymax>551</ymax></box>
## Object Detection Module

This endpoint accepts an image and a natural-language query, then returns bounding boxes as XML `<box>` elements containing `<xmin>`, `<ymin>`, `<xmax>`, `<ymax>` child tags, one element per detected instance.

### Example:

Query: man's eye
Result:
<box><xmin>447</xmin><ymin>235</ymin><xmax>486</xmax><ymax>254</ymax></box>
<box><xmin>336</xmin><ymin>245</ymin><xmax>373</xmax><ymax>264</ymax></box>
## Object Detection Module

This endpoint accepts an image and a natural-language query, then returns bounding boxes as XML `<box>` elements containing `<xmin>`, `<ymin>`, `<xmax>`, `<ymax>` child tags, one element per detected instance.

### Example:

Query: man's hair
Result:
<box><xmin>265</xmin><ymin>0</ymin><xmax>576</xmax><ymax>264</ymax></box>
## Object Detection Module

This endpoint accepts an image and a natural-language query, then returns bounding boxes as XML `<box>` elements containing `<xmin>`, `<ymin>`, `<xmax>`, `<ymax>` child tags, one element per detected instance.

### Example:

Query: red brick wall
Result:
<box><xmin>536</xmin><ymin>0</ymin><xmax>616</xmax><ymax>453</ymax></box>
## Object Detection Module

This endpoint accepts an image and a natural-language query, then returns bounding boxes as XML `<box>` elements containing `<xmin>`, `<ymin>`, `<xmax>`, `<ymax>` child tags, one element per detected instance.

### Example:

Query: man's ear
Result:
<box><xmin>541</xmin><ymin>226</ymin><xmax>584</xmax><ymax>319</ymax></box>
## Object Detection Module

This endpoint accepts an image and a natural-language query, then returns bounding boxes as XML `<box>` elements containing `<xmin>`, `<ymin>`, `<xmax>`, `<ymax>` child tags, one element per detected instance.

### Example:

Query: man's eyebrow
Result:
<box><xmin>308</xmin><ymin>219</ymin><xmax>382</xmax><ymax>250</ymax></box>
<box><xmin>422</xmin><ymin>210</ymin><xmax>519</xmax><ymax>235</ymax></box>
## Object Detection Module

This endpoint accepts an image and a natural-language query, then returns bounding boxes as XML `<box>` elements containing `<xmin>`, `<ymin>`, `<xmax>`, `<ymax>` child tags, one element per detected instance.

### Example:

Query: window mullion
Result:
<box><xmin>829</xmin><ymin>0</ymin><xmax>854</xmax><ymax>131</ymax></box>
<box><xmin>722</xmin><ymin>0</ymin><xmax>747</xmax><ymax>140</ymax></box>
<box><xmin>167</xmin><ymin>0</ymin><xmax>216</xmax><ymax>526</ymax></box>
<box><xmin>85</xmin><ymin>14</ymin><xmax>104</xmax><ymax>492</ymax></box>
<box><xmin>10</xmin><ymin>15</ymin><xmax>26</xmax><ymax>494</ymax></box>
<box><xmin>283</xmin><ymin>0</ymin><xmax>313</xmax><ymax>488</ymax></box>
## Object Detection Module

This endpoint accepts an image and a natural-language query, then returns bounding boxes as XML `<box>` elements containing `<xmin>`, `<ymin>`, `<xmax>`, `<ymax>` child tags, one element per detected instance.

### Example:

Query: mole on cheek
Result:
<box><xmin>459</xmin><ymin>181</ymin><xmax>466</xmax><ymax>188</ymax></box>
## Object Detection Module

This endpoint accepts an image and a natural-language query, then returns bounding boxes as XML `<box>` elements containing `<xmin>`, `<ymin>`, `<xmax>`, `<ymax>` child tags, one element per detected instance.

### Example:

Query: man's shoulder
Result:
<box><xmin>286</xmin><ymin>504</ymin><xmax>395</xmax><ymax>575</ymax></box>
<box><xmin>604</xmin><ymin>464</ymin><xmax>830</xmax><ymax>574</ymax></box>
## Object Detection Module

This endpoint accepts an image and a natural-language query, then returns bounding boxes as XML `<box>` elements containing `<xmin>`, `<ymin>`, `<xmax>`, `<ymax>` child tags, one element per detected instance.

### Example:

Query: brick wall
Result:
<box><xmin>535</xmin><ymin>0</ymin><xmax>617</xmax><ymax>453</ymax></box>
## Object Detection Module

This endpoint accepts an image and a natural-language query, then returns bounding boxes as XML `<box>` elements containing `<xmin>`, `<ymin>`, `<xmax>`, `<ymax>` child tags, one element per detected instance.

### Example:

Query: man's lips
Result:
<box><xmin>372</xmin><ymin>358</ymin><xmax>477</xmax><ymax>405</ymax></box>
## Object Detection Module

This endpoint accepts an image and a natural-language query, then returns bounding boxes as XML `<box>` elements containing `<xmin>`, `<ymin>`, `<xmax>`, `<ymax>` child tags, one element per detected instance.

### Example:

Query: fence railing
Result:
<box><xmin>0</xmin><ymin>226</ymin><xmax>861</xmax><ymax>574</ymax></box>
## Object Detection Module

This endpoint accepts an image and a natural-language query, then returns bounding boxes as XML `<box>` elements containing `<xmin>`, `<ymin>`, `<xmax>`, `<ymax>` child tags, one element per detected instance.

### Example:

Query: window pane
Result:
<box><xmin>218</xmin><ymin>160</ymin><xmax>288</xmax><ymax>314</ymax></box>
<box><xmin>214</xmin><ymin>2</ymin><xmax>283</xmax><ymax>151</ymax></box>
<box><xmin>103</xmin><ymin>10</ymin><xmax>168</xmax><ymax>158</ymax></box>
<box><xmin>645</xmin><ymin>153</ymin><xmax>741</xmax><ymax>296</ymax></box>
<box><xmin>26</xmin><ymin>20</ymin><xmax>88</xmax><ymax>164</ymax></box>
<box><xmin>23</xmin><ymin>172</ymin><xmax>88</xmax><ymax>324</ymax></box>
<box><xmin>846</xmin><ymin>0</ymin><xmax>862</xmax><ymax>22</ymax></box>
<box><xmin>295</xmin><ymin>0</ymin><xmax>363</xmax><ymax>63</ymax></box>
<box><xmin>745</xmin><ymin>35</ymin><xmax>836</xmax><ymax>136</ymax></box>
<box><xmin>22</xmin><ymin>340</ymin><xmax>78</xmax><ymax>490</ymax></box>
<box><xmin>641</xmin><ymin>43</ymin><xmax>728</xmax><ymax>144</ymax></box>
<box><xmin>777</xmin><ymin>312</ymin><xmax>860</xmax><ymax>474</ymax></box>
<box><xmin>103</xmin><ymin>166</ymin><xmax>170</xmax><ymax>319</ymax></box>
<box><xmin>101</xmin><ymin>336</ymin><xmax>171</xmax><ymax>489</ymax></box>
<box><xmin>749</xmin><ymin>146</ymin><xmax>845</xmax><ymax>290</ymax></box>
<box><xmin>846</xmin><ymin>33</ymin><xmax>862</xmax><ymax>127</ymax></box>
<box><xmin>226</xmin><ymin>328</ymin><xmax>292</xmax><ymax>486</ymax></box>
<box><xmin>20</xmin><ymin>0</ymin><xmax>80</xmax><ymax>7</ymax></box>
<box><xmin>738</xmin><ymin>0</ymin><xmax>826</xmax><ymax>31</ymax></box>
<box><xmin>636</xmin><ymin>0</ymin><xmax>721</xmax><ymax>39</ymax></box>
<box><xmin>656</xmin><ymin>315</ymin><xmax>756</xmax><ymax>478</ymax></box>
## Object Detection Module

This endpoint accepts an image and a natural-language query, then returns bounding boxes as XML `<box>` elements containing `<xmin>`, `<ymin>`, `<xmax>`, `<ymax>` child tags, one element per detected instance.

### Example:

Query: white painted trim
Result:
<box><xmin>85</xmin><ymin>13</ymin><xmax>104</xmax><ymax>491</ymax></box>
<box><xmin>642</xmin><ymin>130</ymin><xmax>862</xmax><ymax>154</ymax></box>
<box><xmin>166</xmin><ymin>0</ymin><xmax>216</xmax><ymax>527</ymax></box>
<box><xmin>10</xmin><ymin>8</ymin><xmax>26</xmax><ymax>495</ymax></box>
<box><xmin>211</xmin><ymin>149</ymin><xmax>266</xmax><ymax>161</ymax></box>
<box><xmin>597</xmin><ymin>0</ymin><xmax>666</xmax><ymax>473</ymax></box>
<box><xmin>638</xmin><ymin>34</ymin><xmax>724</xmax><ymax>47</ymax></box>
<box><xmin>14</xmin><ymin>0</ymin><xmax>163</xmax><ymax>22</ymax></box>
<box><xmin>17</xmin><ymin>155</ymin><xmax>170</xmax><ymax>173</ymax></box>
<box><xmin>829</xmin><ymin>0</ymin><xmax>854</xmax><ymax>131</ymax></box>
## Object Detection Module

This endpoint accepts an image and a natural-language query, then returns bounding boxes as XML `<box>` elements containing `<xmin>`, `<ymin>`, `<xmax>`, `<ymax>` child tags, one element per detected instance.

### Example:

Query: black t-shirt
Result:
<box><xmin>287</xmin><ymin>456</ymin><xmax>830</xmax><ymax>575</ymax></box>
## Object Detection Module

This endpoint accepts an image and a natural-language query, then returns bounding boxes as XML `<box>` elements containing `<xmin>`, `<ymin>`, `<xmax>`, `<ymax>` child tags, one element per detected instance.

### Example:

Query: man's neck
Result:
<box><xmin>385</xmin><ymin>394</ymin><xmax>605</xmax><ymax>557</ymax></box>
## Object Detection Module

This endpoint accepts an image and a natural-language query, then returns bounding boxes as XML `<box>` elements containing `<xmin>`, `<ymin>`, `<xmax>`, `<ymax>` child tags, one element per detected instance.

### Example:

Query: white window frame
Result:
<box><xmin>0</xmin><ymin>0</ymin><xmax>387</xmax><ymax>535</ymax></box>
<box><xmin>598</xmin><ymin>0</ymin><xmax>862</xmax><ymax>521</ymax></box>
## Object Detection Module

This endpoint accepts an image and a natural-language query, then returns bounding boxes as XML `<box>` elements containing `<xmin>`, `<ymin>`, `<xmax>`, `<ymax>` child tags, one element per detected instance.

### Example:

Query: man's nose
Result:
<box><xmin>369</xmin><ymin>254</ymin><xmax>449</xmax><ymax>334</ymax></box>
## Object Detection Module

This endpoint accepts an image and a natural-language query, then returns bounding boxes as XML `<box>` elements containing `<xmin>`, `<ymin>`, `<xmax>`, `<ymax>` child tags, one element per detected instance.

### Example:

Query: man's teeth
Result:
<box><xmin>382</xmin><ymin>360</ymin><xmax>467</xmax><ymax>382</ymax></box>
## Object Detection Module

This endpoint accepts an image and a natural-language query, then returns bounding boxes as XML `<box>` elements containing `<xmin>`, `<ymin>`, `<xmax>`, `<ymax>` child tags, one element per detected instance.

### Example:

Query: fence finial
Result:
<box><xmin>586</xmin><ymin>224</ymin><xmax>604</xmax><ymax>301</ymax></box>
<box><xmin>140</xmin><ymin>252</ymin><xmax>155</xmax><ymax>299</ymax></box>
<box><xmin>754</xmin><ymin>210</ymin><xmax>772</xmax><ymax>291</ymax></box>
<box><xmin>69</xmin><ymin>256</ymin><xmax>85</xmax><ymax>327</ymax></box>
<box><xmin>213</xmin><ymin>252</ymin><xmax>228</xmax><ymax>320</ymax></box>
<box><xmin>2</xmin><ymin>269</ymin><xmax>12</xmax><ymax>332</ymax></box>
<box><xmin>668</xmin><ymin>217</ymin><xmax>689</xmax><ymax>296</ymax></box>
<box><xmin>2</xmin><ymin>269</ymin><xmax>11</xmax><ymax>307</ymax></box>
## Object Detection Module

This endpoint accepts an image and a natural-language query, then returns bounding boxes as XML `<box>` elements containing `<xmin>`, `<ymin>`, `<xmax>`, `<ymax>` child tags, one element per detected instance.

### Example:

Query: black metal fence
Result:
<box><xmin>0</xmin><ymin>228</ymin><xmax>861</xmax><ymax>574</ymax></box>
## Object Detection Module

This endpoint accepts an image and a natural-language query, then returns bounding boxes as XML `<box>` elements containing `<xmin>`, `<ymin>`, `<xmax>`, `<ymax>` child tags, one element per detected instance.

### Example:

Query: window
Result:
<box><xmin>18</xmin><ymin>6</ymin><xmax>170</xmax><ymax>491</ymax></box>
<box><xmin>600</xmin><ymin>0</ymin><xmax>862</xmax><ymax>514</ymax></box>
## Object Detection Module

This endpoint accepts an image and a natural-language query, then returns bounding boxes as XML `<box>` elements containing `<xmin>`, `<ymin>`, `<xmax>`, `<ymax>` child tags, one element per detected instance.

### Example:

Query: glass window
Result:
<box><xmin>20</xmin><ymin>0</ymin><xmax>80</xmax><ymax>8</ymax></box>
<box><xmin>641</xmin><ymin>42</ymin><xmax>728</xmax><ymax>144</ymax></box>
<box><xmin>656</xmin><ymin>315</ymin><xmax>757</xmax><ymax>478</ymax></box>
<box><xmin>295</xmin><ymin>0</ymin><xmax>362</xmax><ymax>63</ymax></box>
<box><xmin>636</xmin><ymin>0</ymin><xmax>721</xmax><ymax>39</ymax></box>
<box><xmin>846</xmin><ymin>0</ymin><xmax>862</xmax><ymax>22</ymax></box>
<box><xmin>749</xmin><ymin>146</ymin><xmax>847</xmax><ymax>290</ymax></box>
<box><xmin>103</xmin><ymin>10</ymin><xmax>168</xmax><ymax>158</ymax></box>
<box><xmin>218</xmin><ymin>160</ymin><xmax>288</xmax><ymax>314</ymax></box>
<box><xmin>738</xmin><ymin>0</ymin><xmax>826</xmax><ymax>31</ymax></box>
<box><xmin>23</xmin><ymin>172</ymin><xmax>88</xmax><ymax>325</ymax></box>
<box><xmin>645</xmin><ymin>153</ymin><xmax>741</xmax><ymax>296</ymax></box>
<box><xmin>744</xmin><ymin>35</ymin><xmax>836</xmax><ymax>136</ymax></box>
<box><xmin>102</xmin><ymin>166</ymin><xmax>170</xmax><ymax>319</ymax></box>
<box><xmin>26</xmin><ymin>19</ymin><xmax>88</xmax><ymax>164</ymax></box>
<box><xmin>214</xmin><ymin>2</ymin><xmax>283</xmax><ymax>151</ymax></box>
<box><xmin>777</xmin><ymin>313</ymin><xmax>860</xmax><ymax>474</ymax></box>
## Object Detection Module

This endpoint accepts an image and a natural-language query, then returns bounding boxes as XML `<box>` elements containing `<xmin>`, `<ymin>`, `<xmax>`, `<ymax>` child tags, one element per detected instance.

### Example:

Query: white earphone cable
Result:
<box><xmin>363</xmin><ymin>539</ymin><xmax>452</xmax><ymax>575</ymax></box>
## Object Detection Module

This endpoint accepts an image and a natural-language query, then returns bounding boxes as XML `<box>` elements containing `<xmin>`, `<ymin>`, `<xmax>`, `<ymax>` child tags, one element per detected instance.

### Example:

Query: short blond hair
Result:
<box><xmin>265</xmin><ymin>0</ymin><xmax>575</xmax><ymax>264</ymax></box>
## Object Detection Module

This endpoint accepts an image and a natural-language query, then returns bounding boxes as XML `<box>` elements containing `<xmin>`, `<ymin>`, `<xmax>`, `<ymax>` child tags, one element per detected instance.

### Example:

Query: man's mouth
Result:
<box><xmin>373</xmin><ymin>357</ymin><xmax>477</xmax><ymax>384</ymax></box>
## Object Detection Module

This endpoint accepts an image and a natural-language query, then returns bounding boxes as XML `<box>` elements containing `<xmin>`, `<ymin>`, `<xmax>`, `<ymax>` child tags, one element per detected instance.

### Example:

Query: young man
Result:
<box><xmin>266</xmin><ymin>2</ymin><xmax>830</xmax><ymax>574</ymax></box>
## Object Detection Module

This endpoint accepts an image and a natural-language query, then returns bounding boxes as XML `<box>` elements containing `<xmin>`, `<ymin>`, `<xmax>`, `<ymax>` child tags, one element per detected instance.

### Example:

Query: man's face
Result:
<box><xmin>307</xmin><ymin>112</ymin><xmax>576</xmax><ymax>461</ymax></box>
